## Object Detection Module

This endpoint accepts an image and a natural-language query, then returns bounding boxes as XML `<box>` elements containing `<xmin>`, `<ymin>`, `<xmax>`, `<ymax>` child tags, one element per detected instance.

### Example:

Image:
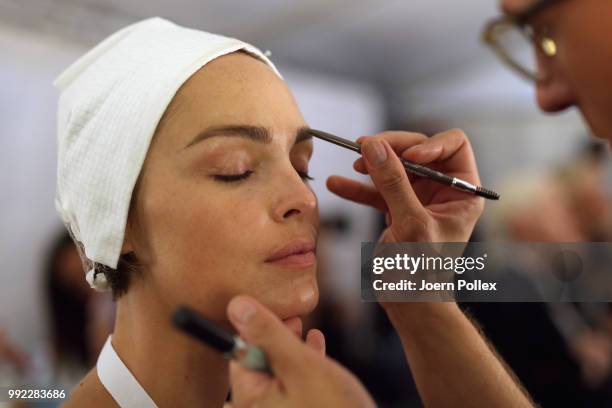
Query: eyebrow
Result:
<box><xmin>183</xmin><ymin>125</ymin><xmax>312</xmax><ymax>150</ymax></box>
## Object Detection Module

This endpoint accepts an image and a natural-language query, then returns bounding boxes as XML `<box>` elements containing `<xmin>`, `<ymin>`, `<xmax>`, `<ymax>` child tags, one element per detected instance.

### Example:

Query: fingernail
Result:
<box><xmin>229</xmin><ymin>297</ymin><xmax>256</xmax><ymax>325</ymax></box>
<box><xmin>385</xmin><ymin>212</ymin><xmax>392</xmax><ymax>226</ymax></box>
<box><xmin>408</xmin><ymin>144</ymin><xmax>441</xmax><ymax>157</ymax></box>
<box><xmin>408</xmin><ymin>144</ymin><xmax>423</xmax><ymax>152</ymax></box>
<box><xmin>356</xmin><ymin>135</ymin><xmax>371</xmax><ymax>144</ymax></box>
<box><xmin>363</xmin><ymin>139</ymin><xmax>387</xmax><ymax>167</ymax></box>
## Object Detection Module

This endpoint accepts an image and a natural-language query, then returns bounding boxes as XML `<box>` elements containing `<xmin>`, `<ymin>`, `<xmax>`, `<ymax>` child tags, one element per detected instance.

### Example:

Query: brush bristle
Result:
<box><xmin>476</xmin><ymin>187</ymin><xmax>500</xmax><ymax>200</ymax></box>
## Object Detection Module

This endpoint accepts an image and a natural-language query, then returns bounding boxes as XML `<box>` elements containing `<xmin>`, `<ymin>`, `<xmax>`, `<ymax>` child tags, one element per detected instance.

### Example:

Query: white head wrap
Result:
<box><xmin>54</xmin><ymin>17</ymin><xmax>281</xmax><ymax>291</ymax></box>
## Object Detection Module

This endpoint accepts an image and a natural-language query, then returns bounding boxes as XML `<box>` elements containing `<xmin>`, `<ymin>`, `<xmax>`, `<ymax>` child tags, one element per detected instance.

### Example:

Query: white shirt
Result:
<box><xmin>97</xmin><ymin>335</ymin><xmax>158</xmax><ymax>408</ymax></box>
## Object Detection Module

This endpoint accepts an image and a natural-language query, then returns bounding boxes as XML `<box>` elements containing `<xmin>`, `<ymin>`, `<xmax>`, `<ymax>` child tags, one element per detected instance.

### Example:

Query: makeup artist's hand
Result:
<box><xmin>324</xmin><ymin>131</ymin><xmax>538</xmax><ymax>407</ymax></box>
<box><xmin>225</xmin><ymin>295</ymin><xmax>376</xmax><ymax>408</ymax></box>
<box><xmin>327</xmin><ymin>129</ymin><xmax>484</xmax><ymax>243</ymax></box>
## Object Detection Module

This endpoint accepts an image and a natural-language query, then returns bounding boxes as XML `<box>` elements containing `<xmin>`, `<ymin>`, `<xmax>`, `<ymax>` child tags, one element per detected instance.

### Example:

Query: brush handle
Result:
<box><xmin>307</xmin><ymin>129</ymin><xmax>499</xmax><ymax>200</ymax></box>
<box><xmin>400</xmin><ymin>159</ymin><xmax>453</xmax><ymax>185</ymax></box>
<box><xmin>172</xmin><ymin>305</ymin><xmax>235</xmax><ymax>353</ymax></box>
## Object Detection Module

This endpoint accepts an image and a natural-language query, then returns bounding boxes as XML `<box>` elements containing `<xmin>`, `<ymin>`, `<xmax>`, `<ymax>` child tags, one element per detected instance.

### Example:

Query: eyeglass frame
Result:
<box><xmin>481</xmin><ymin>0</ymin><xmax>567</xmax><ymax>82</ymax></box>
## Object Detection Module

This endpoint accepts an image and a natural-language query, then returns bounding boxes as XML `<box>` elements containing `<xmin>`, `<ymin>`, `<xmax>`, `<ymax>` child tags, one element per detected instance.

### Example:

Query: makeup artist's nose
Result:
<box><xmin>534</xmin><ymin>46</ymin><xmax>575</xmax><ymax>112</ymax></box>
<box><xmin>272</xmin><ymin>172</ymin><xmax>317</xmax><ymax>222</ymax></box>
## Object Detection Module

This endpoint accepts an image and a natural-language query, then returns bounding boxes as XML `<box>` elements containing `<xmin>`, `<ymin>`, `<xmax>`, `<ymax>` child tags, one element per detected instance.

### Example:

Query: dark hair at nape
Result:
<box><xmin>44</xmin><ymin>229</ymin><xmax>91</xmax><ymax>370</ymax></box>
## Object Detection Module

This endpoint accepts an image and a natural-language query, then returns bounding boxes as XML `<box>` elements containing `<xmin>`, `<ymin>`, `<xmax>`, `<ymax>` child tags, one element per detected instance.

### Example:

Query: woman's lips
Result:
<box><xmin>266</xmin><ymin>251</ymin><xmax>316</xmax><ymax>268</ymax></box>
<box><xmin>265</xmin><ymin>239</ymin><xmax>316</xmax><ymax>268</ymax></box>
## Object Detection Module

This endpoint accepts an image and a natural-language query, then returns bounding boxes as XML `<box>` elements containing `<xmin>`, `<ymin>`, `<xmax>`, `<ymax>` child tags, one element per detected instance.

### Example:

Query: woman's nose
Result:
<box><xmin>272</xmin><ymin>168</ymin><xmax>318</xmax><ymax>222</ymax></box>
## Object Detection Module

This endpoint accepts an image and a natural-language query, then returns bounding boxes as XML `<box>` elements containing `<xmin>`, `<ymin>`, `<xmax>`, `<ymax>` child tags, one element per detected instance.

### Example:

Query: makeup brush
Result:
<box><xmin>172</xmin><ymin>305</ymin><xmax>273</xmax><ymax>375</ymax></box>
<box><xmin>307</xmin><ymin>129</ymin><xmax>500</xmax><ymax>201</ymax></box>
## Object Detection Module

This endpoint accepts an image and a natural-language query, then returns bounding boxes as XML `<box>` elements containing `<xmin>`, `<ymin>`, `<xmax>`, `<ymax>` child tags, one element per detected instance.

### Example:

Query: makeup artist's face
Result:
<box><xmin>500</xmin><ymin>0</ymin><xmax>612</xmax><ymax>142</ymax></box>
<box><xmin>126</xmin><ymin>52</ymin><xmax>319</xmax><ymax>322</ymax></box>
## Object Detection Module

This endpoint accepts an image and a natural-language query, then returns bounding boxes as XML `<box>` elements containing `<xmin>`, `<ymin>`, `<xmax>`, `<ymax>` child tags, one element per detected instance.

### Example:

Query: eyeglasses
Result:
<box><xmin>481</xmin><ymin>0</ymin><xmax>566</xmax><ymax>82</ymax></box>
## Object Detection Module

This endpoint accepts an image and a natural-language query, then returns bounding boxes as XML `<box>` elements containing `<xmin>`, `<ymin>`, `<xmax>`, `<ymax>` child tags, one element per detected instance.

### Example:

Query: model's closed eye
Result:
<box><xmin>214</xmin><ymin>170</ymin><xmax>255</xmax><ymax>183</ymax></box>
<box><xmin>213</xmin><ymin>168</ymin><xmax>314</xmax><ymax>184</ymax></box>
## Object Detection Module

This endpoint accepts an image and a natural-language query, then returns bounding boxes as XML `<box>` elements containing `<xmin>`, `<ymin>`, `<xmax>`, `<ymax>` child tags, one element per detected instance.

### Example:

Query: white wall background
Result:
<box><xmin>1</xmin><ymin>25</ymin><xmax>84</xmax><ymax>356</ymax></box>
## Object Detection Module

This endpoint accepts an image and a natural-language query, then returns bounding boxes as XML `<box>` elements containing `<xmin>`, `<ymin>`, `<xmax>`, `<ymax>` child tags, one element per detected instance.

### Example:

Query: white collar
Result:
<box><xmin>97</xmin><ymin>335</ymin><xmax>158</xmax><ymax>408</ymax></box>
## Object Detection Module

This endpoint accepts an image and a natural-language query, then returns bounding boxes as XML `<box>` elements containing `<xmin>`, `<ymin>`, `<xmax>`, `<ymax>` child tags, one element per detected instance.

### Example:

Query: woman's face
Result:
<box><xmin>126</xmin><ymin>52</ymin><xmax>320</xmax><ymax>322</ymax></box>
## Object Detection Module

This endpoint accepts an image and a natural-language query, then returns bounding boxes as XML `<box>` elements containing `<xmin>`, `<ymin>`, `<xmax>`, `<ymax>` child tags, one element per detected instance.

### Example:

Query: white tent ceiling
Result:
<box><xmin>0</xmin><ymin>0</ymin><xmax>501</xmax><ymax>87</ymax></box>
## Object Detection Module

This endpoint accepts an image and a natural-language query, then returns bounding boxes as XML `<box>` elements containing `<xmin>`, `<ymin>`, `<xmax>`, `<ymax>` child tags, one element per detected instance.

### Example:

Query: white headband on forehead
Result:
<box><xmin>54</xmin><ymin>17</ymin><xmax>282</xmax><ymax>291</ymax></box>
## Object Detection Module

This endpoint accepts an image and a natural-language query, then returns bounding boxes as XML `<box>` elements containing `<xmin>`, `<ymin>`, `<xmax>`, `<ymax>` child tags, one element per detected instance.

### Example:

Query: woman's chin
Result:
<box><xmin>267</xmin><ymin>278</ymin><xmax>319</xmax><ymax>321</ymax></box>
<box><xmin>297</xmin><ymin>281</ymin><xmax>319</xmax><ymax>317</ymax></box>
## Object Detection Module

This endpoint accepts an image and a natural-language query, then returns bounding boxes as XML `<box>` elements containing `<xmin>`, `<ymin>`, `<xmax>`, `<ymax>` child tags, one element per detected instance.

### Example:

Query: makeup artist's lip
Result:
<box><xmin>265</xmin><ymin>239</ymin><xmax>316</xmax><ymax>268</ymax></box>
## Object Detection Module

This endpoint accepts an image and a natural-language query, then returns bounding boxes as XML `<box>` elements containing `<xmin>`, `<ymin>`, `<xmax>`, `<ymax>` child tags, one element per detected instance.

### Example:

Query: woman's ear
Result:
<box><xmin>121</xmin><ymin>231</ymin><xmax>134</xmax><ymax>255</ymax></box>
<box><xmin>121</xmin><ymin>217</ymin><xmax>136</xmax><ymax>255</ymax></box>
<box><xmin>122</xmin><ymin>177</ymin><xmax>143</xmax><ymax>255</ymax></box>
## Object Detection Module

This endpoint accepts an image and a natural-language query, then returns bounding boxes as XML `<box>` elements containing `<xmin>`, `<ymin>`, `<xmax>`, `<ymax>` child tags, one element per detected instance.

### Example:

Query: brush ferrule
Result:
<box><xmin>231</xmin><ymin>337</ymin><xmax>272</xmax><ymax>374</ymax></box>
<box><xmin>451</xmin><ymin>178</ymin><xmax>477</xmax><ymax>194</ymax></box>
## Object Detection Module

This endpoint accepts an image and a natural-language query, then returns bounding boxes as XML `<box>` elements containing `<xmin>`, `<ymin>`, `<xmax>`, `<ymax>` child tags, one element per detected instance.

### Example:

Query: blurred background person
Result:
<box><xmin>44</xmin><ymin>230</ymin><xmax>115</xmax><ymax>391</ymax></box>
<box><xmin>467</xmin><ymin>139</ymin><xmax>612</xmax><ymax>406</ymax></box>
<box><xmin>1</xmin><ymin>230</ymin><xmax>114</xmax><ymax>408</ymax></box>
<box><xmin>0</xmin><ymin>329</ymin><xmax>29</xmax><ymax>382</ymax></box>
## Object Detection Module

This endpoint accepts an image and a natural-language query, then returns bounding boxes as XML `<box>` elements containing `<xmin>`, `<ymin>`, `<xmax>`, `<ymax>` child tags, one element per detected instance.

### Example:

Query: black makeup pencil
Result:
<box><xmin>307</xmin><ymin>129</ymin><xmax>500</xmax><ymax>200</ymax></box>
